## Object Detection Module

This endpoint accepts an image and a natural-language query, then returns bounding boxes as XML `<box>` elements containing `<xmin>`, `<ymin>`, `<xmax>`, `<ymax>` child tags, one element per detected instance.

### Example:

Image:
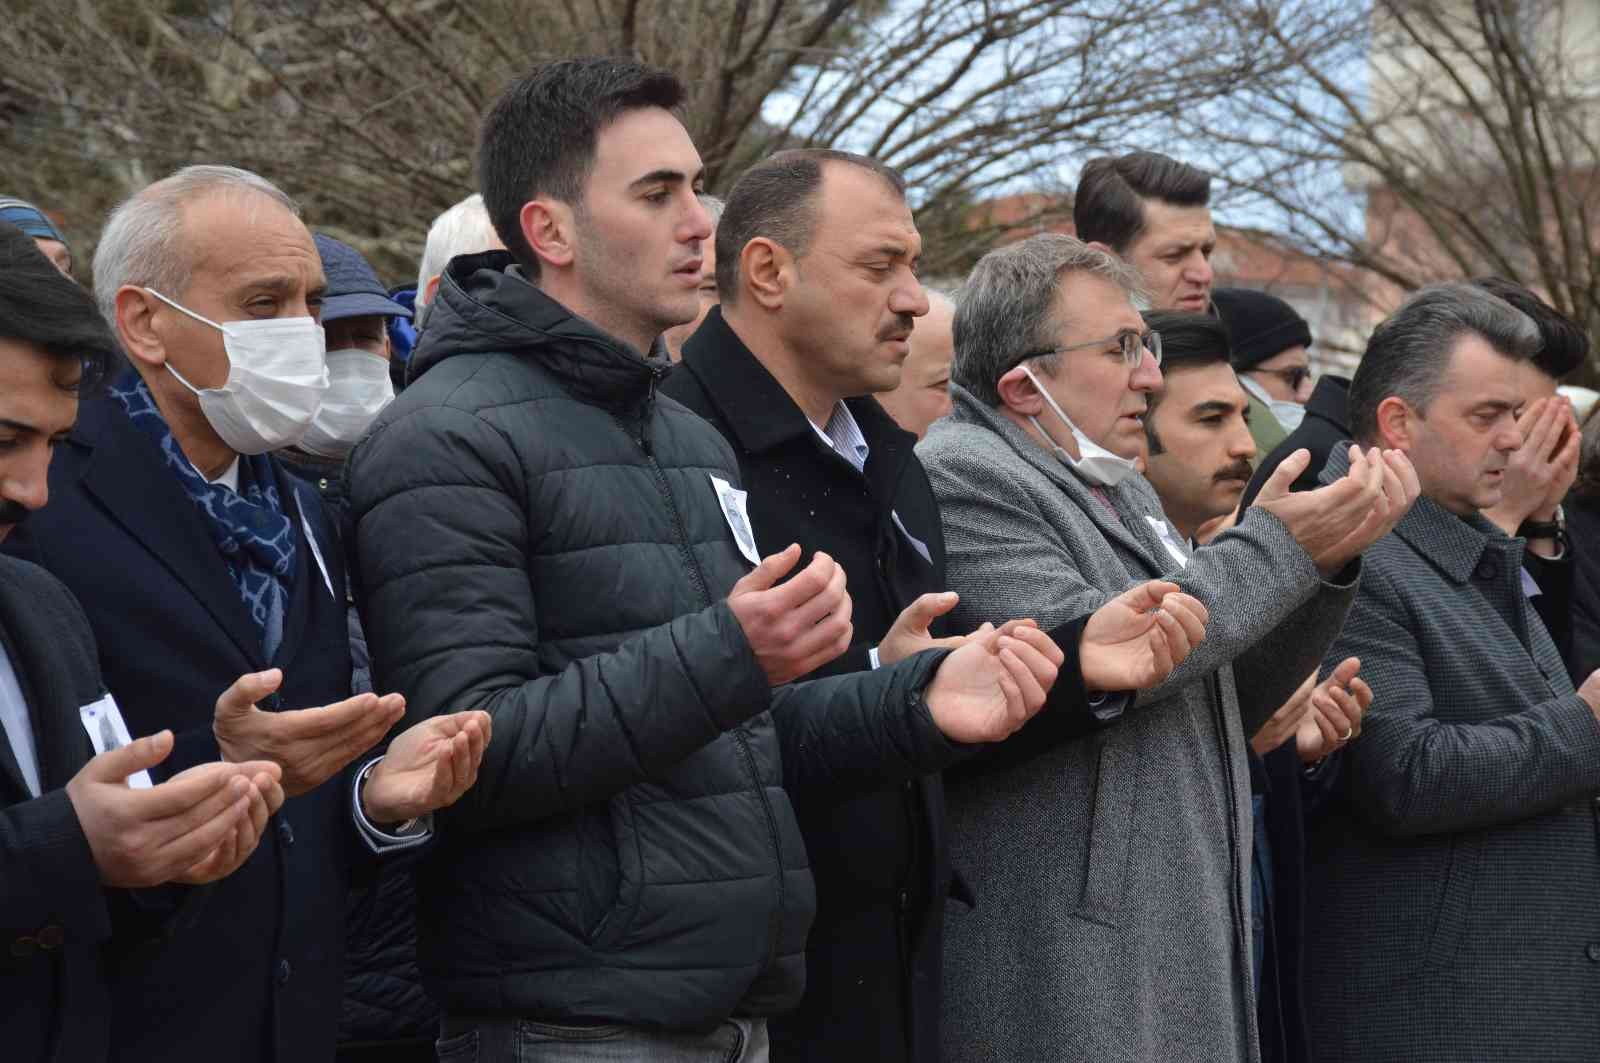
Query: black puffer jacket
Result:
<box><xmin>346</xmin><ymin>252</ymin><xmax>960</xmax><ymax>1029</ymax></box>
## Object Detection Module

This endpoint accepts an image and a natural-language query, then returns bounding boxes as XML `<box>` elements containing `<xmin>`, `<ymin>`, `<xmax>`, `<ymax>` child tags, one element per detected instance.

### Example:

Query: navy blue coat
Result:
<box><xmin>7</xmin><ymin>395</ymin><xmax>360</xmax><ymax>1063</ymax></box>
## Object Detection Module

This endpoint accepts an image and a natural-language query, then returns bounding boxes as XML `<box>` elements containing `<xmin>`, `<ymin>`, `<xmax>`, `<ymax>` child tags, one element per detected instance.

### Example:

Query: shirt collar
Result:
<box><xmin>812</xmin><ymin>401</ymin><xmax>870</xmax><ymax>473</ymax></box>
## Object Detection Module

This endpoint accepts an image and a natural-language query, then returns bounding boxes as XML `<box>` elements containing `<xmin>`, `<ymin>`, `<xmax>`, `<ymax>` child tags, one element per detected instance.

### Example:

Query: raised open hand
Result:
<box><xmin>1080</xmin><ymin>580</ymin><xmax>1209</xmax><ymax>692</ymax></box>
<box><xmin>214</xmin><ymin>669</ymin><xmax>405</xmax><ymax>796</ymax></box>
<box><xmin>362</xmin><ymin>710</ymin><xmax>492</xmax><ymax>826</ymax></box>
<box><xmin>924</xmin><ymin>624</ymin><xmax>1064</xmax><ymax>744</ymax></box>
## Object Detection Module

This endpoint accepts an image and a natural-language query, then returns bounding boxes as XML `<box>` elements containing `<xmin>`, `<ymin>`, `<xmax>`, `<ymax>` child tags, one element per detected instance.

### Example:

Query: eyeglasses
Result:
<box><xmin>1249</xmin><ymin>366</ymin><xmax>1313</xmax><ymax>392</ymax></box>
<box><xmin>1012</xmin><ymin>328</ymin><xmax>1163</xmax><ymax>372</ymax></box>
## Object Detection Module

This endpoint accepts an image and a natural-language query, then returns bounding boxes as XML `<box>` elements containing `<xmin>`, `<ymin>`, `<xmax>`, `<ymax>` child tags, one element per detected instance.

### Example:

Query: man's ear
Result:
<box><xmin>1086</xmin><ymin>240</ymin><xmax>1116</xmax><ymax>257</ymax></box>
<box><xmin>115</xmin><ymin>286</ymin><xmax>169</xmax><ymax>371</ymax></box>
<box><xmin>995</xmin><ymin>365</ymin><xmax>1045</xmax><ymax>417</ymax></box>
<box><xmin>422</xmin><ymin>274</ymin><xmax>442</xmax><ymax>306</ymax></box>
<box><xmin>1374</xmin><ymin>395</ymin><xmax>1414</xmax><ymax>450</ymax></box>
<box><xmin>520</xmin><ymin>199</ymin><xmax>575</xmax><ymax>270</ymax></box>
<box><xmin>740</xmin><ymin>237</ymin><xmax>792</xmax><ymax>311</ymax></box>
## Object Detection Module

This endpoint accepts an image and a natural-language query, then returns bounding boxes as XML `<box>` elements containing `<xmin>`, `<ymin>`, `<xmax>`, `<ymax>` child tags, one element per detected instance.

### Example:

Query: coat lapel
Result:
<box><xmin>272</xmin><ymin>472</ymin><xmax>331</xmax><ymax>671</ymax></box>
<box><xmin>76</xmin><ymin>399</ymin><xmax>265</xmax><ymax>666</ymax></box>
<box><xmin>0</xmin><ymin>573</ymin><xmax>91</xmax><ymax>795</ymax></box>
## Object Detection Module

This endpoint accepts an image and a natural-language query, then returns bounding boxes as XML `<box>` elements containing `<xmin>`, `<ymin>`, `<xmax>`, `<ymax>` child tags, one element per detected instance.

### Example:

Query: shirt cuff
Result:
<box><xmin>1085</xmin><ymin>689</ymin><xmax>1132</xmax><ymax>724</ymax></box>
<box><xmin>869</xmin><ymin>646</ymin><xmax>882</xmax><ymax>670</ymax></box>
<box><xmin>352</xmin><ymin>756</ymin><xmax>433</xmax><ymax>854</ymax></box>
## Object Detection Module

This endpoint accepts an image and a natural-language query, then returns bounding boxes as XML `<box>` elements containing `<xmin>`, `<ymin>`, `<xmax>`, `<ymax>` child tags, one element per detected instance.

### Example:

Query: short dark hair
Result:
<box><xmin>1470</xmin><ymin>277</ymin><xmax>1590</xmax><ymax>381</ymax></box>
<box><xmin>1074</xmin><ymin>152</ymin><xmax>1211</xmax><ymax>252</ymax></box>
<box><xmin>1141</xmin><ymin>310</ymin><xmax>1234</xmax><ymax>454</ymax></box>
<box><xmin>1349</xmin><ymin>281</ymin><xmax>1539</xmax><ymax>444</ymax></box>
<box><xmin>715</xmin><ymin>149</ymin><xmax>907</xmax><ymax>304</ymax></box>
<box><xmin>0</xmin><ymin>222</ymin><xmax>116</xmax><ymax>393</ymax></box>
<box><xmin>478</xmin><ymin>57</ymin><xmax>685</xmax><ymax>278</ymax></box>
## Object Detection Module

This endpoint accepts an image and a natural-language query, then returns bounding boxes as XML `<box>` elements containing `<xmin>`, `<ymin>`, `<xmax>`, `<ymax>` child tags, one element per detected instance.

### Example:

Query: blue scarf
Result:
<box><xmin>111</xmin><ymin>373</ymin><xmax>297</xmax><ymax>659</ymax></box>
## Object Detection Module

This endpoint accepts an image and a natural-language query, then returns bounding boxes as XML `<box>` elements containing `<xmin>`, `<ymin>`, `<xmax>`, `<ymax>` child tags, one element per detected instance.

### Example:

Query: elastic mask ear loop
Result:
<box><xmin>144</xmin><ymin>288</ymin><xmax>224</xmax><ymax>394</ymax></box>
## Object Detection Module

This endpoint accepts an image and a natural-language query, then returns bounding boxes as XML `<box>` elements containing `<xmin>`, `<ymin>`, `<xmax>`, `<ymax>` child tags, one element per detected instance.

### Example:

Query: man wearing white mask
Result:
<box><xmin>6</xmin><ymin>165</ymin><xmax>492</xmax><ymax>1063</ymax></box>
<box><xmin>921</xmin><ymin>233</ymin><xmax>1420</xmax><ymax>1063</ymax></box>
<box><xmin>280</xmin><ymin>234</ymin><xmax>406</xmax><ymax>530</ymax></box>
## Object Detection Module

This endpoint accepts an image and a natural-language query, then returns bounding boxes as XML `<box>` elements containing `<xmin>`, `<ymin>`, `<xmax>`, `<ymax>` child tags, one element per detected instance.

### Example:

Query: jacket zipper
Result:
<box><xmin>625</xmin><ymin>373</ymin><xmax>788</xmax><ymax>973</ymax></box>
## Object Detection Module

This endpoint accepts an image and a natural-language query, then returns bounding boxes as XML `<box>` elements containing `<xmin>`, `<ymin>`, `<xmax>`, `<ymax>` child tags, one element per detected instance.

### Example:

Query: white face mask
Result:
<box><xmin>1240</xmin><ymin>373</ymin><xmax>1306</xmax><ymax>432</ymax></box>
<box><xmin>146</xmin><ymin>289</ymin><xmax>329</xmax><ymax>455</ymax></box>
<box><xmin>1019</xmin><ymin>363</ymin><xmax>1142</xmax><ymax>487</ymax></box>
<box><xmin>297</xmin><ymin>349</ymin><xmax>395</xmax><ymax>460</ymax></box>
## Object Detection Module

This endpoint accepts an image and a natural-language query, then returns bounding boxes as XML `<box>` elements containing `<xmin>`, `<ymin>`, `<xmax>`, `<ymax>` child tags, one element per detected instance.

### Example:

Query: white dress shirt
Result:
<box><xmin>0</xmin><ymin>638</ymin><xmax>41</xmax><ymax>797</ymax></box>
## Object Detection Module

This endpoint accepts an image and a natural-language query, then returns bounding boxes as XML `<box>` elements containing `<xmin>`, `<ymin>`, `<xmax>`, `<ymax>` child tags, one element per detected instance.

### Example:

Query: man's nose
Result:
<box><xmin>5</xmin><ymin>454</ymin><xmax>50</xmax><ymax>513</ymax></box>
<box><xmin>892</xmin><ymin>282</ymin><xmax>930</xmax><ymax>319</ymax></box>
<box><xmin>1130</xmin><ymin>351</ymin><xmax>1164</xmax><ymax>391</ymax></box>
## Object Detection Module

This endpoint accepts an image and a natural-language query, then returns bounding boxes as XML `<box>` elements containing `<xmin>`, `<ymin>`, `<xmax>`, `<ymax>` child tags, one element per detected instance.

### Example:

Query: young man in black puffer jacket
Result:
<box><xmin>347</xmin><ymin>57</ymin><xmax>1070</xmax><ymax>1063</ymax></box>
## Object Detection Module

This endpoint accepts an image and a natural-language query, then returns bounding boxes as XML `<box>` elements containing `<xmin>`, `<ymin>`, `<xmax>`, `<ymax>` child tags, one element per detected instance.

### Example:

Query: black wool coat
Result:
<box><xmin>660</xmin><ymin>308</ymin><xmax>955</xmax><ymax>1063</ymax></box>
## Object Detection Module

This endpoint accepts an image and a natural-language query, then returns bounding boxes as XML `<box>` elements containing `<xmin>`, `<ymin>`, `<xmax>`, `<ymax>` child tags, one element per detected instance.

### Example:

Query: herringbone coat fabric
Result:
<box><xmin>918</xmin><ymin>385</ymin><xmax>1360</xmax><ymax>1063</ymax></box>
<box><xmin>1306</xmin><ymin>448</ymin><xmax>1600</xmax><ymax>1062</ymax></box>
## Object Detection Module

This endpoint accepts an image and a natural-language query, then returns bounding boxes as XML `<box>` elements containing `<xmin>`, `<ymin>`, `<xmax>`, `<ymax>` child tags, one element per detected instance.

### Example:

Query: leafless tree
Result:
<box><xmin>4</xmin><ymin>0</ymin><xmax>1355</xmax><ymax>283</ymax></box>
<box><xmin>1190</xmin><ymin>0</ymin><xmax>1600</xmax><ymax>383</ymax></box>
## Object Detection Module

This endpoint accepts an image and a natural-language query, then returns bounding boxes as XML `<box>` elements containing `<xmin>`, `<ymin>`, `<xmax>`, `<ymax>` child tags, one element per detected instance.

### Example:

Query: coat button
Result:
<box><xmin>9</xmin><ymin>936</ymin><xmax>35</xmax><ymax>958</ymax></box>
<box><xmin>276</xmin><ymin>959</ymin><xmax>292</xmax><ymax>986</ymax></box>
<box><xmin>1587</xmin><ymin>944</ymin><xmax>1600</xmax><ymax>963</ymax></box>
<box><xmin>1474</xmin><ymin>558</ymin><xmax>1498</xmax><ymax>580</ymax></box>
<box><xmin>277</xmin><ymin>820</ymin><xmax>294</xmax><ymax>847</ymax></box>
<box><xmin>36</xmin><ymin>926</ymin><xmax>63</xmax><ymax>950</ymax></box>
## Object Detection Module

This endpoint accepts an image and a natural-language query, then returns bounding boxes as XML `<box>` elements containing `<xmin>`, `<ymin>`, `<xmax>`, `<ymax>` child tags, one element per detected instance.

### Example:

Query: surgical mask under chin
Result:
<box><xmin>297</xmin><ymin>349</ymin><xmax>395</xmax><ymax>460</ymax></box>
<box><xmin>1241</xmin><ymin>373</ymin><xmax>1306</xmax><ymax>432</ymax></box>
<box><xmin>1019</xmin><ymin>364</ymin><xmax>1142</xmax><ymax>487</ymax></box>
<box><xmin>146</xmin><ymin>289</ymin><xmax>329</xmax><ymax>455</ymax></box>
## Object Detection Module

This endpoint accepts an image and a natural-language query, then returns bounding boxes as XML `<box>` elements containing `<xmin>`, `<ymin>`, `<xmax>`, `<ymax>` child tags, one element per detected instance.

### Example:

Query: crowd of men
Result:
<box><xmin>3</xmin><ymin>53</ymin><xmax>1600</xmax><ymax>1063</ymax></box>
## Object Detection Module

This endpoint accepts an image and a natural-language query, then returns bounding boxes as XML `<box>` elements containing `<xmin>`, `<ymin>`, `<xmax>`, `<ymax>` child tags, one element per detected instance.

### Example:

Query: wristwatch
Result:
<box><xmin>1518</xmin><ymin>505</ymin><xmax>1568</xmax><ymax>556</ymax></box>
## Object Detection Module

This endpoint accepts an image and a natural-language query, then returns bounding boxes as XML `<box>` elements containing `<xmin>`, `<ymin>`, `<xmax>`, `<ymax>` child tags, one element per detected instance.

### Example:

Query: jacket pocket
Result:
<box><xmin>1076</xmin><ymin>740</ymin><xmax>1134</xmax><ymax>927</ymax></box>
<box><xmin>1424</xmin><ymin>833</ymin><xmax>1483</xmax><ymax>972</ymax></box>
<box><xmin>587</xmin><ymin>791</ymin><xmax>643</xmax><ymax>950</ymax></box>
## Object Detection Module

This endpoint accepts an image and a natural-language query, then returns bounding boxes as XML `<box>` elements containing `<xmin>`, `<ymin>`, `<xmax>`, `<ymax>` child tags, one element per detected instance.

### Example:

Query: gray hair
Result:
<box><xmin>1349</xmin><ymin>281</ymin><xmax>1540</xmax><ymax>444</ymax></box>
<box><xmin>700</xmin><ymin>193</ymin><xmax>726</xmax><ymax>227</ymax></box>
<box><xmin>92</xmin><ymin>165</ymin><xmax>298</xmax><ymax>328</ymax></box>
<box><xmin>952</xmin><ymin>233</ymin><xmax>1146</xmax><ymax>407</ymax></box>
<box><xmin>414</xmin><ymin>193</ymin><xmax>501</xmax><ymax>312</ymax></box>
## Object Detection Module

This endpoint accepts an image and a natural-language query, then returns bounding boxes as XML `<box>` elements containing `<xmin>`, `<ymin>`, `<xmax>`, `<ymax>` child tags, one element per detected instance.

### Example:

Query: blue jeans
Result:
<box><xmin>436</xmin><ymin>1016</ymin><xmax>769</xmax><ymax>1063</ymax></box>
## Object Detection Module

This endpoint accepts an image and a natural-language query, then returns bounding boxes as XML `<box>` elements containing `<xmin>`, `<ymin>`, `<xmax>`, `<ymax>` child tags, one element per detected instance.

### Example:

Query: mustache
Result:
<box><xmin>879</xmin><ymin>315</ymin><xmax>916</xmax><ymax>341</ymax></box>
<box><xmin>1213</xmin><ymin>460</ymin><xmax>1254</xmax><ymax>484</ymax></box>
<box><xmin>0</xmin><ymin>500</ymin><xmax>31</xmax><ymax>527</ymax></box>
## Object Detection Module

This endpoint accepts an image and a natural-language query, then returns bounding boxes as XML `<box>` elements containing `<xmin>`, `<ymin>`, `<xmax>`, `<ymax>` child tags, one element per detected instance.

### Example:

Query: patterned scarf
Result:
<box><xmin>111</xmin><ymin>373</ymin><xmax>296</xmax><ymax>659</ymax></box>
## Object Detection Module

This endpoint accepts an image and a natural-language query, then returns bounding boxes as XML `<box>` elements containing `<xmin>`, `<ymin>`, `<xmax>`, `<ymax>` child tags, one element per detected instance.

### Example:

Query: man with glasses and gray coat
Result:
<box><xmin>919</xmin><ymin>233</ymin><xmax>1420</xmax><ymax>1063</ymax></box>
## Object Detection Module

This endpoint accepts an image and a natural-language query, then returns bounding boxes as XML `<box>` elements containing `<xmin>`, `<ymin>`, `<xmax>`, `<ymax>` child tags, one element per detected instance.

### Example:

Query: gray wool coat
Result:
<box><xmin>1306</xmin><ymin>447</ymin><xmax>1600</xmax><ymax>1062</ymax></box>
<box><xmin>918</xmin><ymin>385</ymin><xmax>1360</xmax><ymax>1063</ymax></box>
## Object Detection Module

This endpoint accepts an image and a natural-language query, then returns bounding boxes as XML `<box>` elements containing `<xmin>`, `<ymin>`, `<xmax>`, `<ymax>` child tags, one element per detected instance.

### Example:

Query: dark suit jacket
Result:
<box><xmin>661</xmin><ymin>309</ymin><xmax>954</xmax><ymax>1063</ymax></box>
<box><xmin>7</xmin><ymin>395</ymin><xmax>358</xmax><ymax>1063</ymax></box>
<box><xmin>0</xmin><ymin>555</ymin><xmax>114</xmax><ymax>1063</ymax></box>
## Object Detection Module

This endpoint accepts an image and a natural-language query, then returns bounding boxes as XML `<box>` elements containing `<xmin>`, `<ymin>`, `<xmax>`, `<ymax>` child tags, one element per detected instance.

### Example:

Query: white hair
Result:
<box><xmin>92</xmin><ymin>165</ymin><xmax>298</xmax><ymax>327</ymax></box>
<box><xmin>415</xmin><ymin>193</ymin><xmax>501</xmax><ymax>311</ymax></box>
<box><xmin>700</xmin><ymin>193</ymin><xmax>726</xmax><ymax>226</ymax></box>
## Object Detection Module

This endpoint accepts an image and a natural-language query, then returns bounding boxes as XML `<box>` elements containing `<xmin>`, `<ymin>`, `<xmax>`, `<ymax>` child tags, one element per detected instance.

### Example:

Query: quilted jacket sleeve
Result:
<box><xmin>770</xmin><ymin>648</ymin><xmax>965</xmax><ymax>797</ymax></box>
<box><xmin>348</xmin><ymin>401</ymin><xmax>773</xmax><ymax>833</ymax></box>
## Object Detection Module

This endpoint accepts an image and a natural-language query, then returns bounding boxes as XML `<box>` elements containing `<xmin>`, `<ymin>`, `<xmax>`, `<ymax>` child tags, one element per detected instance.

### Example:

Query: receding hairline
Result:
<box><xmin>147</xmin><ymin>181</ymin><xmax>307</xmax><ymax>288</ymax></box>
